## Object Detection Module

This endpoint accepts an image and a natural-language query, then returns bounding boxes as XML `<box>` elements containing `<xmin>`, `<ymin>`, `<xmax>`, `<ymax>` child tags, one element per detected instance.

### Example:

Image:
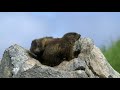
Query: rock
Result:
<box><xmin>55</xmin><ymin>58</ymin><xmax>86</xmax><ymax>71</ymax></box>
<box><xmin>14</xmin><ymin>65</ymin><xmax>88</xmax><ymax>78</ymax></box>
<box><xmin>0</xmin><ymin>37</ymin><xmax>120</xmax><ymax>78</ymax></box>
<box><xmin>74</xmin><ymin>37</ymin><xmax>120</xmax><ymax>78</ymax></box>
<box><xmin>0</xmin><ymin>44</ymin><xmax>41</xmax><ymax>78</ymax></box>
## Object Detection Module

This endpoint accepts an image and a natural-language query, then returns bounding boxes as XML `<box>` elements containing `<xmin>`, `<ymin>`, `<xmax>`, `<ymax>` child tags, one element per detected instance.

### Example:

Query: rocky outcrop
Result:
<box><xmin>0</xmin><ymin>37</ymin><xmax>120</xmax><ymax>78</ymax></box>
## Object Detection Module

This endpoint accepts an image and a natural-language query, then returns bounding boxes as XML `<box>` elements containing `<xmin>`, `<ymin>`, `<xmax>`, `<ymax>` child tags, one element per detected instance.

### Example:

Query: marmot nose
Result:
<box><xmin>77</xmin><ymin>34</ymin><xmax>80</xmax><ymax>39</ymax></box>
<box><xmin>79</xmin><ymin>34</ymin><xmax>81</xmax><ymax>38</ymax></box>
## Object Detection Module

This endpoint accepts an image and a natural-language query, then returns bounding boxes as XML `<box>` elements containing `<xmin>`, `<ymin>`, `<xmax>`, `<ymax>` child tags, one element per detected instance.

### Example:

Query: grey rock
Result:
<box><xmin>14</xmin><ymin>65</ymin><xmax>88</xmax><ymax>78</ymax></box>
<box><xmin>0</xmin><ymin>37</ymin><xmax>120</xmax><ymax>78</ymax></box>
<box><xmin>0</xmin><ymin>44</ymin><xmax>41</xmax><ymax>78</ymax></box>
<box><xmin>74</xmin><ymin>37</ymin><xmax>120</xmax><ymax>78</ymax></box>
<box><xmin>55</xmin><ymin>58</ymin><xmax>86</xmax><ymax>71</ymax></box>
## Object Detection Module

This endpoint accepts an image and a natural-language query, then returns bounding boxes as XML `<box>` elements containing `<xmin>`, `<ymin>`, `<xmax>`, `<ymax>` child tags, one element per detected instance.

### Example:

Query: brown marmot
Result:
<box><xmin>41</xmin><ymin>32</ymin><xmax>81</xmax><ymax>67</ymax></box>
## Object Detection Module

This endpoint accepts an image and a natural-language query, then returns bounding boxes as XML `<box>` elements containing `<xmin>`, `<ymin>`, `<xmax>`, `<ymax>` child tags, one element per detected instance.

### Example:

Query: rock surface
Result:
<box><xmin>0</xmin><ymin>37</ymin><xmax>120</xmax><ymax>78</ymax></box>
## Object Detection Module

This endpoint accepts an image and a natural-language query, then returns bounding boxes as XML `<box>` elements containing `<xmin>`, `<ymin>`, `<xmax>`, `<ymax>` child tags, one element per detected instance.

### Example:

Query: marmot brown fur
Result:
<box><xmin>41</xmin><ymin>32</ymin><xmax>81</xmax><ymax>67</ymax></box>
<box><xmin>30</xmin><ymin>37</ymin><xmax>54</xmax><ymax>60</ymax></box>
<box><xmin>30</xmin><ymin>32</ymin><xmax>81</xmax><ymax>67</ymax></box>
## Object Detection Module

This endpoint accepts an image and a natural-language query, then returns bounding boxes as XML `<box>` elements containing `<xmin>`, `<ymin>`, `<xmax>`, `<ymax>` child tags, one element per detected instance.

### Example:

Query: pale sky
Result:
<box><xmin>0</xmin><ymin>12</ymin><xmax>120</xmax><ymax>58</ymax></box>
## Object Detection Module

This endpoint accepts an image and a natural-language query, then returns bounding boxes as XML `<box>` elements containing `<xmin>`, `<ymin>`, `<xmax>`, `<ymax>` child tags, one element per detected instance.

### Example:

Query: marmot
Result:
<box><xmin>30</xmin><ymin>32</ymin><xmax>81</xmax><ymax>67</ymax></box>
<box><xmin>41</xmin><ymin>32</ymin><xmax>81</xmax><ymax>66</ymax></box>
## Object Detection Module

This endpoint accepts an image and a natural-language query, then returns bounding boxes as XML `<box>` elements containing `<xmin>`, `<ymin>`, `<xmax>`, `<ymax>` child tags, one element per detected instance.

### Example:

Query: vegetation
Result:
<box><xmin>101</xmin><ymin>40</ymin><xmax>120</xmax><ymax>73</ymax></box>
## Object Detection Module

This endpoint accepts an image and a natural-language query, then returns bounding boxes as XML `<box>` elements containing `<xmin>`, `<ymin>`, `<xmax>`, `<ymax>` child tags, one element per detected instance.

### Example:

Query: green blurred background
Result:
<box><xmin>101</xmin><ymin>39</ymin><xmax>120</xmax><ymax>73</ymax></box>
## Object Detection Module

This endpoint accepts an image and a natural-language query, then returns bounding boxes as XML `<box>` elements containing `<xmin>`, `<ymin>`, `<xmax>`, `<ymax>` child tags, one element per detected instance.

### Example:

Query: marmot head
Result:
<box><xmin>62</xmin><ymin>32</ymin><xmax>81</xmax><ymax>43</ymax></box>
<box><xmin>30</xmin><ymin>37</ymin><xmax>53</xmax><ymax>56</ymax></box>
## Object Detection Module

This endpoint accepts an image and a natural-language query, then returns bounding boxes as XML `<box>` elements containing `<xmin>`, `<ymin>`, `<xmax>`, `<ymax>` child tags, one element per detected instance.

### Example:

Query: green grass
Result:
<box><xmin>101</xmin><ymin>40</ymin><xmax>120</xmax><ymax>73</ymax></box>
